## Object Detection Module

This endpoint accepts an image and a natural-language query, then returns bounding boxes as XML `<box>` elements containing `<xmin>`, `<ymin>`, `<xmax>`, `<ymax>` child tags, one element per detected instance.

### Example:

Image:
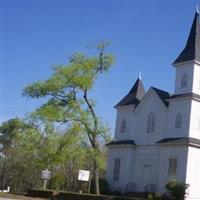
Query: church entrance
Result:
<box><xmin>142</xmin><ymin>164</ymin><xmax>153</xmax><ymax>192</ymax></box>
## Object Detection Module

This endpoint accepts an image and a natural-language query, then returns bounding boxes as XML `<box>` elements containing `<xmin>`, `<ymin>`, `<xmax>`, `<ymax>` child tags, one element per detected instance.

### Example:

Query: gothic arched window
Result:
<box><xmin>175</xmin><ymin>114</ymin><xmax>182</xmax><ymax>129</ymax></box>
<box><xmin>147</xmin><ymin>112</ymin><xmax>156</xmax><ymax>133</ymax></box>
<box><xmin>181</xmin><ymin>73</ymin><xmax>188</xmax><ymax>88</ymax></box>
<box><xmin>168</xmin><ymin>158</ymin><xmax>177</xmax><ymax>176</ymax></box>
<box><xmin>120</xmin><ymin>119</ymin><xmax>126</xmax><ymax>133</ymax></box>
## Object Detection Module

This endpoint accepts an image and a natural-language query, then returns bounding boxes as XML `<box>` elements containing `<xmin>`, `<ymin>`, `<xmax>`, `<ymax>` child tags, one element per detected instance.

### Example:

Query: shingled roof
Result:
<box><xmin>115</xmin><ymin>78</ymin><xmax>145</xmax><ymax>108</ymax></box>
<box><xmin>157</xmin><ymin>137</ymin><xmax>200</xmax><ymax>147</ymax></box>
<box><xmin>170</xmin><ymin>92</ymin><xmax>200</xmax><ymax>100</ymax></box>
<box><xmin>173</xmin><ymin>11</ymin><xmax>200</xmax><ymax>65</ymax></box>
<box><xmin>152</xmin><ymin>87</ymin><xmax>171</xmax><ymax>107</ymax></box>
<box><xmin>106</xmin><ymin>140</ymin><xmax>136</xmax><ymax>146</ymax></box>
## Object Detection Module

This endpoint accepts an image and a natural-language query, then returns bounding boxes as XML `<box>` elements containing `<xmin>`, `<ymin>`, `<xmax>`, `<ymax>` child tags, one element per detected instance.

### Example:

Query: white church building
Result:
<box><xmin>106</xmin><ymin>10</ymin><xmax>200</xmax><ymax>200</ymax></box>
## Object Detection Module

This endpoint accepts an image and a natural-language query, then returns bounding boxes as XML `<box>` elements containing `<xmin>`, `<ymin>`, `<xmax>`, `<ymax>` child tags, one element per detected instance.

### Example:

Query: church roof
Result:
<box><xmin>173</xmin><ymin>11</ymin><xmax>200</xmax><ymax>65</ymax></box>
<box><xmin>151</xmin><ymin>87</ymin><xmax>170</xmax><ymax>107</ymax></box>
<box><xmin>170</xmin><ymin>92</ymin><xmax>200</xmax><ymax>100</ymax></box>
<box><xmin>106</xmin><ymin>140</ymin><xmax>136</xmax><ymax>146</ymax></box>
<box><xmin>157</xmin><ymin>137</ymin><xmax>186</xmax><ymax>144</ymax></box>
<box><xmin>115</xmin><ymin>78</ymin><xmax>145</xmax><ymax>108</ymax></box>
<box><xmin>157</xmin><ymin>137</ymin><xmax>200</xmax><ymax>147</ymax></box>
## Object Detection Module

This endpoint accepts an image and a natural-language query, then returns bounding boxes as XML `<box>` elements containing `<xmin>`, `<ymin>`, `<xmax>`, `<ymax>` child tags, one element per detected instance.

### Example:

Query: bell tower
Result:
<box><xmin>173</xmin><ymin>10</ymin><xmax>200</xmax><ymax>95</ymax></box>
<box><xmin>166</xmin><ymin>10</ymin><xmax>200</xmax><ymax>140</ymax></box>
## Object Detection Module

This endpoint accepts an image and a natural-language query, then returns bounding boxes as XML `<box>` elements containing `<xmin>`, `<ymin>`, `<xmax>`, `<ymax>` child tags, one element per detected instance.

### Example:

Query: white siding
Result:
<box><xmin>175</xmin><ymin>62</ymin><xmax>200</xmax><ymax>95</ymax></box>
<box><xmin>185</xmin><ymin>147</ymin><xmax>200</xmax><ymax>200</ymax></box>
<box><xmin>157</xmin><ymin>146</ymin><xmax>188</xmax><ymax>194</ymax></box>
<box><xmin>175</xmin><ymin>62</ymin><xmax>194</xmax><ymax>94</ymax></box>
<box><xmin>132</xmin><ymin>146</ymin><xmax>159</xmax><ymax>191</ymax></box>
<box><xmin>134</xmin><ymin>90</ymin><xmax>168</xmax><ymax>145</ymax></box>
<box><xmin>189</xmin><ymin>100</ymin><xmax>200</xmax><ymax>139</ymax></box>
<box><xmin>166</xmin><ymin>99</ymin><xmax>191</xmax><ymax>138</ymax></box>
<box><xmin>114</xmin><ymin>105</ymin><xmax>135</xmax><ymax>140</ymax></box>
<box><xmin>106</xmin><ymin>146</ymin><xmax>134</xmax><ymax>190</ymax></box>
<box><xmin>192</xmin><ymin>63</ymin><xmax>200</xmax><ymax>95</ymax></box>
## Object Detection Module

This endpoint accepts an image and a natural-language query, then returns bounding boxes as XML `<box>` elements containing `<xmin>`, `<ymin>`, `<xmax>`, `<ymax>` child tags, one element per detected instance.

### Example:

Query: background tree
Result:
<box><xmin>0</xmin><ymin>116</ymin><xmax>108</xmax><ymax>193</ymax></box>
<box><xmin>0</xmin><ymin>118</ymin><xmax>42</xmax><ymax>191</ymax></box>
<box><xmin>23</xmin><ymin>42</ymin><xmax>114</xmax><ymax>194</ymax></box>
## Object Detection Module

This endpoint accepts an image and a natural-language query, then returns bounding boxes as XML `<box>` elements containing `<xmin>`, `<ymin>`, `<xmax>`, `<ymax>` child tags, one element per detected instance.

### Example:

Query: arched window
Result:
<box><xmin>120</xmin><ymin>119</ymin><xmax>126</xmax><ymax>133</ymax></box>
<box><xmin>147</xmin><ymin>112</ymin><xmax>156</xmax><ymax>133</ymax></box>
<box><xmin>113</xmin><ymin>158</ymin><xmax>121</xmax><ymax>181</ymax></box>
<box><xmin>175</xmin><ymin>114</ymin><xmax>182</xmax><ymax>129</ymax></box>
<box><xmin>181</xmin><ymin>73</ymin><xmax>188</xmax><ymax>88</ymax></box>
<box><xmin>168</xmin><ymin>158</ymin><xmax>177</xmax><ymax>176</ymax></box>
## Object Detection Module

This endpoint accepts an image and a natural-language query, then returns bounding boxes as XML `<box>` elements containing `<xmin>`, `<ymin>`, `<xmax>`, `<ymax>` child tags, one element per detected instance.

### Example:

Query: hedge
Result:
<box><xmin>27</xmin><ymin>189</ymin><xmax>147</xmax><ymax>200</ymax></box>
<box><xmin>55</xmin><ymin>191</ymin><xmax>146</xmax><ymax>200</ymax></box>
<box><xmin>27</xmin><ymin>188</ymin><xmax>54</xmax><ymax>198</ymax></box>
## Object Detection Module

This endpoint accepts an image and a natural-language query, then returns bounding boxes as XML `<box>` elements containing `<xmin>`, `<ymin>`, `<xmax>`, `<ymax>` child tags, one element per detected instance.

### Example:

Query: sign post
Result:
<box><xmin>41</xmin><ymin>169</ymin><xmax>51</xmax><ymax>190</ymax></box>
<box><xmin>78</xmin><ymin>170</ymin><xmax>91</xmax><ymax>193</ymax></box>
<box><xmin>87</xmin><ymin>171</ymin><xmax>92</xmax><ymax>194</ymax></box>
<box><xmin>43</xmin><ymin>179</ymin><xmax>47</xmax><ymax>190</ymax></box>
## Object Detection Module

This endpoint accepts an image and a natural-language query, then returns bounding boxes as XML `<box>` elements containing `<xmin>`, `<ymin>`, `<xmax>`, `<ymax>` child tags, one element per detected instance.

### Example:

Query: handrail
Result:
<box><xmin>116</xmin><ymin>182</ymin><xmax>136</xmax><ymax>194</ymax></box>
<box><xmin>116</xmin><ymin>182</ymin><xmax>156</xmax><ymax>194</ymax></box>
<box><xmin>144</xmin><ymin>184</ymin><xmax>156</xmax><ymax>192</ymax></box>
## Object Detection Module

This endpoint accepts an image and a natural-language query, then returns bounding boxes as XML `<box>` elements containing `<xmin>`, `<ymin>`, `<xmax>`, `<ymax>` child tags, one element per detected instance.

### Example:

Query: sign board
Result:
<box><xmin>41</xmin><ymin>169</ymin><xmax>51</xmax><ymax>180</ymax></box>
<box><xmin>78</xmin><ymin>170</ymin><xmax>90</xmax><ymax>181</ymax></box>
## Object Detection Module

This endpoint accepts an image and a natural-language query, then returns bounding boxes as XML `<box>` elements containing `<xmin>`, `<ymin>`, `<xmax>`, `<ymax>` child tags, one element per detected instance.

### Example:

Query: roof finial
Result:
<box><xmin>196</xmin><ymin>4</ymin><xmax>199</xmax><ymax>14</ymax></box>
<box><xmin>139</xmin><ymin>71</ymin><xmax>142</xmax><ymax>80</ymax></box>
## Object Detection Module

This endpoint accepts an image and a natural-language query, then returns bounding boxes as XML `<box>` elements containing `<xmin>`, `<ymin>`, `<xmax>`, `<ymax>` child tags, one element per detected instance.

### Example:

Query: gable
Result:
<box><xmin>133</xmin><ymin>88</ymin><xmax>169</xmax><ymax>145</ymax></box>
<box><xmin>134</xmin><ymin>87</ymin><xmax>169</xmax><ymax>114</ymax></box>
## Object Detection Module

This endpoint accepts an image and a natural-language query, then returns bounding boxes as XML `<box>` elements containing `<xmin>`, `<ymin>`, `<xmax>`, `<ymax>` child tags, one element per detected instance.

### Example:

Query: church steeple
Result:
<box><xmin>173</xmin><ymin>11</ymin><xmax>200</xmax><ymax>65</ymax></box>
<box><xmin>115</xmin><ymin>78</ymin><xmax>145</xmax><ymax>108</ymax></box>
<box><xmin>127</xmin><ymin>78</ymin><xmax>145</xmax><ymax>101</ymax></box>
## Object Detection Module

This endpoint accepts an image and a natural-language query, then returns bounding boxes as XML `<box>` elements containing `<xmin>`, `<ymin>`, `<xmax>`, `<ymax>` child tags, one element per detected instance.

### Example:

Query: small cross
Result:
<box><xmin>196</xmin><ymin>4</ymin><xmax>199</xmax><ymax>14</ymax></box>
<box><xmin>139</xmin><ymin>71</ymin><xmax>142</xmax><ymax>80</ymax></box>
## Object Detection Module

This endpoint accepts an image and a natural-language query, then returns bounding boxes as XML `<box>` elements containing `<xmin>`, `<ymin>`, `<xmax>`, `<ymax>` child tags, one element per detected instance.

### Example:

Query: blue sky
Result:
<box><xmin>0</xmin><ymin>0</ymin><xmax>199</xmax><ymax>132</ymax></box>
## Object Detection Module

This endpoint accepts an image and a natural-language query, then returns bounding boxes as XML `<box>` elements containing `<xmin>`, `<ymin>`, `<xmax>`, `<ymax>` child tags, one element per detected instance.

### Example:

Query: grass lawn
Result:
<box><xmin>0</xmin><ymin>192</ymin><xmax>47</xmax><ymax>200</ymax></box>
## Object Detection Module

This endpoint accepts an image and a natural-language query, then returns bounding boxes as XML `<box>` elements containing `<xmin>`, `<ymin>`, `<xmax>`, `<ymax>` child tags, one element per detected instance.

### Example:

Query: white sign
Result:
<box><xmin>78</xmin><ymin>170</ymin><xmax>90</xmax><ymax>181</ymax></box>
<box><xmin>41</xmin><ymin>169</ymin><xmax>51</xmax><ymax>180</ymax></box>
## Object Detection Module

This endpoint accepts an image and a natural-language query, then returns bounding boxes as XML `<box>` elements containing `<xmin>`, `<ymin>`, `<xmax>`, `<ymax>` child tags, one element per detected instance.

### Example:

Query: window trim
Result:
<box><xmin>147</xmin><ymin>112</ymin><xmax>156</xmax><ymax>133</ymax></box>
<box><xmin>168</xmin><ymin>158</ymin><xmax>177</xmax><ymax>176</ymax></box>
<box><xmin>120</xmin><ymin>119</ymin><xmax>126</xmax><ymax>133</ymax></box>
<box><xmin>181</xmin><ymin>73</ymin><xmax>188</xmax><ymax>89</ymax></box>
<box><xmin>113</xmin><ymin>158</ymin><xmax>121</xmax><ymax>181</ymax></box>
<box><xmin>175</xmin><ymin>113</ymin><xmax>182</xmax><ymax>129</ymax></box>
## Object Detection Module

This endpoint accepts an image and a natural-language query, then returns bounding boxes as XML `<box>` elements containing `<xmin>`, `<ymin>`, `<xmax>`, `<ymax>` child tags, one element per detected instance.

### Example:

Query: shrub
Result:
<box><xmin>162</xmin><ymin>181</ymin><xmax>189</xmax><ymax>200</ymax></box>
<box><xmin>153</xmin><ymin>193</ymin><xmax>162</xmax><ymax>200</ymax></box>
<box><xmin>147</xmin><ymin>193</ymin><xmax>154</xmax><ymax>199</ymax></box>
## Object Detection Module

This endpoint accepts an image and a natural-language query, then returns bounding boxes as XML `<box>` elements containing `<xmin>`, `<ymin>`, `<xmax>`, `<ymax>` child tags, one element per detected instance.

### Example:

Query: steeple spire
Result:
<box><xmin>173</xmin><ymin>10</ymin><xmax>200</xmax><ymax>65</ymax></box>
<box><xmin>115</xmin><ymin>78</ymin><xmax>145</xmax><ymax>108</ymax></box>
<box><xmin>139</xmin><ymin>71</ymin><xmax>142</xmax><ymax>80</ymax></box>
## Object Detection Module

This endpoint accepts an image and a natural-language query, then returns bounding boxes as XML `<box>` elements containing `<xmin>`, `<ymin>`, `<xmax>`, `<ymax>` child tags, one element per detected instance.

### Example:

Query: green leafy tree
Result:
<box><xmin>0</xmin><ymin>118</ymin><xmax>41</xmax><ymax>191</ymax></box>
<box><xmin>0</xmin><ymin>117</ymin><xmax>60</xmax><ymax>192</ymax></box>
<box><xmin>0</xmin><ymin>116</ymin><xmax>96</xmax><ymax>192</ymax></box>
<box><xmin>51</xmin><ymin>125</ymin><xmax>91</xmax><ymax>191</ymax></box>
<box><xmin>23</xmin><ymin>43</ymin><xmax>114</xmax><ymax>194</ymax></box>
